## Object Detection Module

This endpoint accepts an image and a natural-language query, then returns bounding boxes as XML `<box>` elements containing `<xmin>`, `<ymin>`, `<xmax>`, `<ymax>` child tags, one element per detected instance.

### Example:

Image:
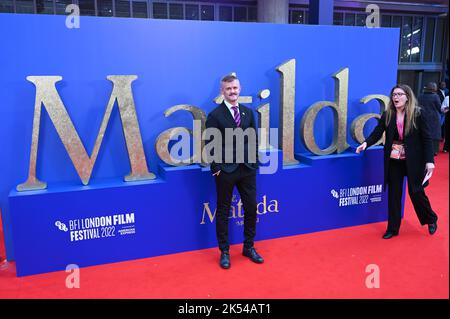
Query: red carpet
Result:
<box><xmin>0</xmin><ymin>152</ymin><xmax>448</xmax><ymax>299</ymax></box>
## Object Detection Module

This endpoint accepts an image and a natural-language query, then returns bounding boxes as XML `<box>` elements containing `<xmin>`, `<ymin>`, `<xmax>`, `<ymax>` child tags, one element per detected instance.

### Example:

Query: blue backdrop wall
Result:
<box><xmin>0</xmin><ymin>13</ymin><xmax>399</xmax><ymax>276</ymax></box>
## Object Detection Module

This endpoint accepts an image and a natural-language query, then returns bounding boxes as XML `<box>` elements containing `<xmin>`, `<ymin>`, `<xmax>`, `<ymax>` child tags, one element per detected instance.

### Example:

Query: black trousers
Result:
<box><xmin>387</xmin><ymin>159</ymin><xmax>438</xmax><ymax>232</ymax></box>
<box><xmin>214</xmin><ymin>164</ymin><xmax>257</xmax><ymax>252</ymax></box>
<box><xmin>433</xmin><ymin>140</ymin><xmax>440</xmax><ymax>155</ymax></box>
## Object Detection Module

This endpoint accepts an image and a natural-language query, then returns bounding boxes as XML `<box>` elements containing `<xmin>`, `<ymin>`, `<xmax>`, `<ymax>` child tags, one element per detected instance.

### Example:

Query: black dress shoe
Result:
<box><xmin>242</xmin><ymin>247</ymin><xmax>264</xmax><ymax>264</ymax></box>
<box><xmin>220</xmin><ymin>252</ymin><xmax>230</xmax><ymax>269</ymax></box>
<box><xmin>382</xmin><ymin>231</ymin><xmax>398</xmax><ymax>239</ymax></box>
<box><xmin>428</xmin><ymin>222</ymin><xmax>437</xmax><ymax>235</ymax></box>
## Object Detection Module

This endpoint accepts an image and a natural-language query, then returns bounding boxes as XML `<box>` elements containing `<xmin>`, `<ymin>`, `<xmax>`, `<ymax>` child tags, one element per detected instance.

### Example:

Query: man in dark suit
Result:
<box><xmin>437</xmin><ymin>81</ymin><xmax>448</xmax><ymax>103</ymax></box>
<box><xmin>205</xmin><ymin>74</ymin><xmax>263</xmax><ymax>269</ymax></box>
<box><xmin>418</xmin><ymin>82</ymin><xmax>442</xmax><ymax>155</ymax></box>
<box><xmin>437</xmin><ymin>82</ymin><xmax>448</xmax><ymax>141</ymax></box>
<box><xmin>442</xmin><ymin>95</ymin><xmax>449</xmax><ymax>152</ymax></box>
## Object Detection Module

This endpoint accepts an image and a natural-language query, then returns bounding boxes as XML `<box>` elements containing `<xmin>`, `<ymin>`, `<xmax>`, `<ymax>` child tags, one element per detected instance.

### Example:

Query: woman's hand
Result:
<box><xmin>422</xmin><ymin>163</ymin><xmax>435</xmax><ymax>185</ymax></box>
<box><xmin>356</xmin><ymin>142</ymin><xmax>367</xmax><ymax>154</ymax></box>
<box><xmin>425</xmin><ymin>163</ymin><xmax>435</xmax><ymax>175</ymax></box>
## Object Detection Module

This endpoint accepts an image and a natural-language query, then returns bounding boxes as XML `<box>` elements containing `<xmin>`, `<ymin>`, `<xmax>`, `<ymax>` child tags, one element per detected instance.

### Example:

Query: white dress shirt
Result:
<box><xmin>442</xmin><ymin>96</ymin><xmax>449</xmax><ymax>113</ymax></box>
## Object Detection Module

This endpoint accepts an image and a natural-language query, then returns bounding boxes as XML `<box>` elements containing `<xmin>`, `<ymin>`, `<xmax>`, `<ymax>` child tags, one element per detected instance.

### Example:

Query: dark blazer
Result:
<box><xmin>418</xmin><ymin>92</ymin><xmax>442</xmax><ymax>140</ymax></box>
<box><xmin>205</xmin><ymin>102</ymin><xmax>259</xmax><ymax>174</ymax></box>
<box><xmin>365</xmin><ymin>110</ymin><xmax>434</xmax><ymax>193</ymax></box>
<box><xmin>437</xmin><ymin>89</ymin><xmax>446</xmax><ymax>104</ymax></box>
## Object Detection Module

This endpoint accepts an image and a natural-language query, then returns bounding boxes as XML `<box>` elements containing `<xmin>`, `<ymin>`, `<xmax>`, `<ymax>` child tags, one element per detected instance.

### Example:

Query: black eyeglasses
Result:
<box><xmin>391</xmin><ymin>93</ymin><xmax>406</xmax><ymax>97</ymax></box>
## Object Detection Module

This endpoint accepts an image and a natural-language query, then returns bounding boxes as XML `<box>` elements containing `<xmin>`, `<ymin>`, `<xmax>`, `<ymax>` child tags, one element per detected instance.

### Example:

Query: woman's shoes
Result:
<box><xmin>428</xmin><ymin>222</ymin><xmax>437</xmax><ymax>235</ymax></box>
<box><xmin>383</xmin><ymin>223</ymin><xmax>437</xmax><ymax>239</ymax></box>
<box><xmin>382</xmin><ymin>231</ymin><xmax>399</xmax><ymax>239</ymax></box>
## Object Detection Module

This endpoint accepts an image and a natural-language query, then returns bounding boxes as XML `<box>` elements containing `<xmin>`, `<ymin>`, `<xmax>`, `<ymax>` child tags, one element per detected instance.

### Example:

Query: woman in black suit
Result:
<box><xmin>356</xmin><ymin>84</ymin><xmax>438</xmax><ymax>239</ymax></box>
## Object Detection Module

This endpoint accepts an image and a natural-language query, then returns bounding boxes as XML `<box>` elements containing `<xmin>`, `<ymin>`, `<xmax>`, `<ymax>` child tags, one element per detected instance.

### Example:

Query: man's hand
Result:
<box><xmin>356</xmin><ymin>142</ymin><xmax>367</xmax><ymax>154</ymax></box>
<box><xmin>212</xmin><ymin>170</ymin><xmax>221</xmax><ymax>177</ymax></box>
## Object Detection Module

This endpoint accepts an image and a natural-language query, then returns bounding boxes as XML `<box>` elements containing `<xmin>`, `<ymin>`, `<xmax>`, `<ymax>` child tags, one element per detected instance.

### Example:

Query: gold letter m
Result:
<box><xmin>17</xmin><ymin>75</ymin><xmax>155</xmax><ymax>191</ymax></box>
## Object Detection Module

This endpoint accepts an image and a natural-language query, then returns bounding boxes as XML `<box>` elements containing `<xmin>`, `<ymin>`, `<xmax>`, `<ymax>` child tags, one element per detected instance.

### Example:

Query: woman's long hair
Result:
<box><xmin>385</xmin><ymin>84</ymin><xmax>420</xmax><ymax>136</ymax></box>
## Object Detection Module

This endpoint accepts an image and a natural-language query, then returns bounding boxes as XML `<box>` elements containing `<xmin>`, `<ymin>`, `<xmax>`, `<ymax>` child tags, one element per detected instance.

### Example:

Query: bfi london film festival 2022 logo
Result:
<box><xmin>55</xmin><ymin>213</ymin><xmax>136</xmax><ymax>242</ymax></box>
